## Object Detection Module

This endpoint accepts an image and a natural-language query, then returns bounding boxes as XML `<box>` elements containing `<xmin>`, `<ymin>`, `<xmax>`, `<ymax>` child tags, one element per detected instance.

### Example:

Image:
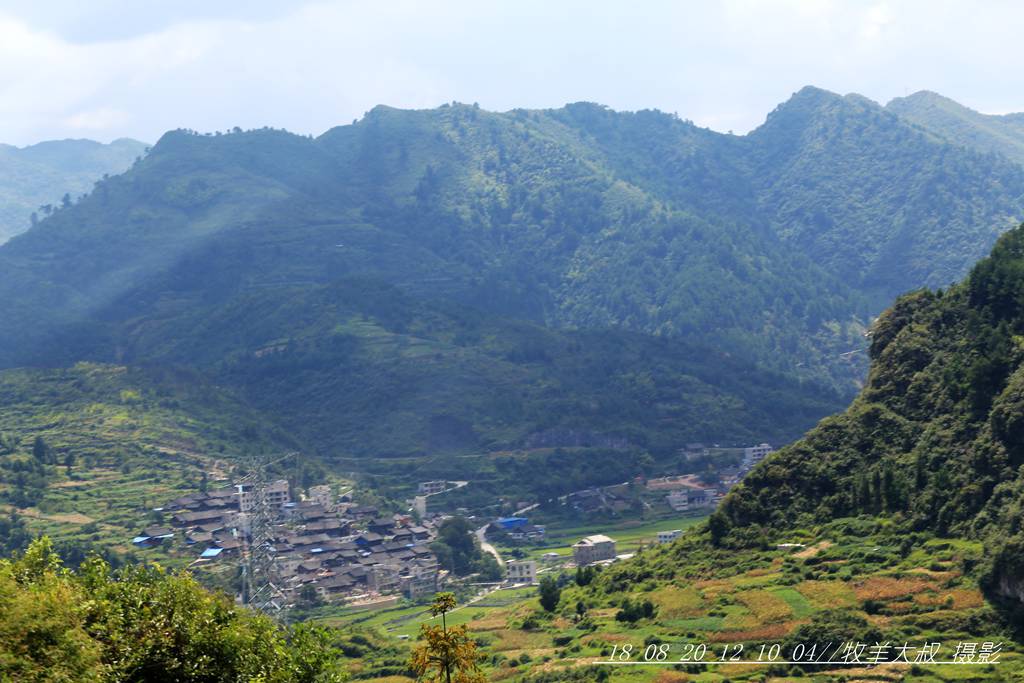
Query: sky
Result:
<box><xmin>1</xmin><ymin>0</ymin><xmax>1023</xmax><ymax>146</ymax></box>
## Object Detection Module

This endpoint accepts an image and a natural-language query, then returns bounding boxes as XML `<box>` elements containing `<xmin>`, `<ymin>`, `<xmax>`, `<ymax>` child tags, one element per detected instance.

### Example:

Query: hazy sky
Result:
<box><xmin>1</xmin><ymin>0</ymin><xmax>1023</xmax><ymax>146</ymax></box>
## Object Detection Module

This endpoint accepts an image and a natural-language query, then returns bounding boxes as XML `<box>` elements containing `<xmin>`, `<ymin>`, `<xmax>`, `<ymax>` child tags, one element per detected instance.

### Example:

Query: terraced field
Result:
<box><xmin>324</xmin><ymin>521</ymin><xmax>1022</xmax><ymax>682</ymax></box>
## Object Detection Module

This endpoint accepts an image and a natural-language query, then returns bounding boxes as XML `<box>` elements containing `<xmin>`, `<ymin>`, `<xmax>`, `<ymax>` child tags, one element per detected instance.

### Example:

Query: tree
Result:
<box><xmin>472</xmin><ymin>553</ymin><xmax>503</xmax><ymax>582</ymax></box>
<box><xmin>298</xmin><ymin>583</ymin><xmax>323</xmax><ymax>608</ymax></box>
<box><xmin>0</xmin><ymin>432</ymin><xmax>16</xmax><ymax>454</ymax></box>
<box><xmin>0</xmin><ymin>511</ymin><xmax>30</xmax><ymax>556</ymax></box>
<box><xmin>432</xmin><ymin>517</ymin><xmax>479</xmax><ymax>575</ymax></box>
<box><xmin>615</xmin><ymin>598</ymin><xmax>656</xmax><ymax>622</ymax></box>
<box><xmin>410</xmin><ymin>592</ymin><xmax>486</xmax><ymax>683</ymax></box>
<box><xmin>575</xmin><ymin>565</ymin><xmax>596</xmax><ymax>586</ymax></box>
<box><xmin>538</xmin><ymin>575</ymin><xmax>561</xmax><ymax>612</ymax></box>
<box><xmin>0</xmin><ymin>537</ymin><xmax>346</xmax><ymax>682</ymax></box>
<box><xmin>64</xmin><ymin>452</ymin><xmax>76</xmax><ymax>477</ymax></box>
<box><xmin>32</xmin><ymin>436</ymin><xmax>49</xmax><ymax>464</ymax></box>
<box><xmin>708</xmin><ymin>509</ymin><xmax>730</xmax><ymax>547</ymax></box>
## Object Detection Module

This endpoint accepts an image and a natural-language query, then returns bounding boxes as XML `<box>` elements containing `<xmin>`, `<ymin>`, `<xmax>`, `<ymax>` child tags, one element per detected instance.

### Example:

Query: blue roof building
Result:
<box><xmin>495</xmin><ymin>517</ymin><xmax>529</xmax><ymax>530</ymax></box>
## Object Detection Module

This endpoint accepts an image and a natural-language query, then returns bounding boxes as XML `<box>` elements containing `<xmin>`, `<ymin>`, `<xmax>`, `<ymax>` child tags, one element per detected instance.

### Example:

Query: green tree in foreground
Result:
<box><xmin>410</xmin><ymin>592</ymin><xmax>485</xmax><ymax>683</ymax></box>
<box><xmin>0</xmin><ymin>536</ymin><xmax>346</xmax><ymax>682</ymax></box>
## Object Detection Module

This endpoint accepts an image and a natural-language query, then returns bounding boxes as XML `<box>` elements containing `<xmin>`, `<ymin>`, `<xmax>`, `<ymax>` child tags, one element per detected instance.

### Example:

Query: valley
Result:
<box><xmin>4</xmin><ymin>84</ymin><xmax>1024</xmax><ymax>682</ymax></box>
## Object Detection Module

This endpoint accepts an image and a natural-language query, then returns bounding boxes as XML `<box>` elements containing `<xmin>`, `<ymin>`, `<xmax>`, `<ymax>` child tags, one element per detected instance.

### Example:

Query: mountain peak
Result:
<box><xmin>791</xmin><ymin>84</ymin><xmax>842</xmax><ymax>101</ymax></box>
<box><xmin>887</xmin><ymin>89</ymin><xmax>970</xmax><ymax>114</ymax></box>
<box><xmin>750</xmin><ymin>85</ymin><xmax>884</xmax><ymax>145</ymax></box>
<box><xmin>887</xmin><ymin>90</ymin><xmax>1024</xmax><ymax>164</ymax></box>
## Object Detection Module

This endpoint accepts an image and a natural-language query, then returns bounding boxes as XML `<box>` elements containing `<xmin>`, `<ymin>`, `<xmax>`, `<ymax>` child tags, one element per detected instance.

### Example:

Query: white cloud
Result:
<box><xmin>64</xmin><ymin>106</ymin><xmax>130</xmax><ymax>130</ymax></box>
<box><xmin>0</xmin><ymin>1</ymin><xmax>1022</xmax><ymax>145</ymax></box>
<box><xmin>861</xmin><ymin>3</ymin><xmax>893</xmax><ymax>40</ymax></box>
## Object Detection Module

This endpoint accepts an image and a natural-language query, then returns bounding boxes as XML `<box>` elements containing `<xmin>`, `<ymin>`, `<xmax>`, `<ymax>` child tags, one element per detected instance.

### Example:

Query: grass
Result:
<box><xmin>0</xmin><ymin>363</ymin><xmax>325</xmax><ymax>571</ymax></box>
<box><xmin>316</xmin><ymin>586</ymin><xmax>540</xmax><ymax>640</ymax></box>
<box><xmin>771</xmin><ymin>587</ymin><xmax>815</xmax><ymax>619</ymax></box>
<box><xmin>324</xmin><ymin>519</ymin><xmax>1023</xmax><ymax>682</ymax></box>
<box><xmin>498</xmin><ymin>513</ymin><xmax>710</xmax><ymax>562</ymax></box>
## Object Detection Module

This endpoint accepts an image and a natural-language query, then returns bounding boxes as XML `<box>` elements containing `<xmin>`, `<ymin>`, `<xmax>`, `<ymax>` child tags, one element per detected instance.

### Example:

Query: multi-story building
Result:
<box><xmin>308</xmin><ymin>484</ymin><xmax>333</xmax><ymax>509</ymax></box>
<box><xmin>412</xmin><ymin>495</ymin><xmax>428</xmax><ymax>517</ymax></box>
<box><xmin>417</xmin><ymin>481</ymin><xmax>448</xmax><ymax>495</ymax></box>
<box><xmin>666</xmin><ymin>490</ymin><xmax>690</xmax><ymax>511</ymax></box>
<box><xmin>657</xmin><ymin>529</ymin><xmax>682</xmax><ymax>544</ymax></box>
<box><xmin>572</xmin><ymin>534</ymin><xmax>617</xmax><ymax>566</ymax></box>
<box><xmin>667</xmin><ymin>488</ymin><xmax>717</xmax><ymax>511</ymax></box>
<box><xmin>369</xmin><ymin>564</ymin><xmax>401</xmax><ymax>593</ymax></box>
<box><xmin>506</xmin><ymin>559</ymin><xmax>537</xmax><ymax>585</ymax></box>
<box><xmin>403</xmin><ymin>565</ymin><xmax>438</xmax><ymax>598</ymax></box>
<box><xmin>239</xmin><ymin>479</ymin><xmax>291</xmax><ymax>512</ymax></box>
<box><xmin>742</xmin><ymin>443</ymin><xmax>774</xmax><ymax>469</ymax></box>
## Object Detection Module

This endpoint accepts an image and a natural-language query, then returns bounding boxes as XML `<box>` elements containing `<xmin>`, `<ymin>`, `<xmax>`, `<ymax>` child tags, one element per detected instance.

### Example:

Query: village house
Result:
<box><xmin>666</xmin><ymin>488</ymin><xmax>718</xmax><ymax>512</ymax></box>
<box><xmin>506</xmin><ymin>559</ymin><xmax>537</xmax><ymax>585</ymax></box>
<box><xmin>572</xmin><ymin>534</ymin><xmax>617</xmax><ymax>566</ymax></box>
<box><xmin>742</xmin><ymin>443</ymin><xmax>774</xmax><ymax>470</ymax></box>
<box><xmin>657</xmin><ymin>529</ymin><xmax>682</xmax><ymax>544</ymax></box>
<box><xmin>243</xmin><ymin>479</ymin><xmax>291</xmax><ymax>511</ymax></box>
<box><xmin>508</xmin><ymin>523</ymin><xmax>546</xmax><ymax>542</ymax></box>
<box><xmin>150</xmin><ymin>479</ymin><xmax>442</xmax><ymax>605</ymax></box>
<box><xmin>307</xmin><ymin>484</ymin><xmax>333</xmax><ymax>509</ymax></box>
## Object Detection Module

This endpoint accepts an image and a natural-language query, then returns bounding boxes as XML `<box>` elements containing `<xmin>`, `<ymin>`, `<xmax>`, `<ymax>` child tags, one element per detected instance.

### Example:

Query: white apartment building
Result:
<box><xmin>742</xmin><ymin>443</ymin><xmax>774</xmax><ymax>469</ymax></box>
<box><xmin>657</xmin><ymin>529</ymin><xmax>682</xmax><ymax>544</ymax></box>
<box><xmin>238</xmin><ymin>479</ymin><xmax>291</xmax><ymax>512</ymax></box>
<box><xmin>417</xmin><ymin>481</ymin><xmax>448</xmax><ymax>495</ymax></box>
<box><xmin>506</xmin><ymin>559</ymin><xmax>538</xmax><ymax>585</ymax></box>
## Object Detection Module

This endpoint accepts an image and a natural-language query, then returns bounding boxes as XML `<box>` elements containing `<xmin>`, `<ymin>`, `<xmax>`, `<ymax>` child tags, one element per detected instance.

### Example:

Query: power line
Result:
<box><xmin>234</xmin><ymin>451</ymin><xmax>298</xmax><ymax>619</ymax></box>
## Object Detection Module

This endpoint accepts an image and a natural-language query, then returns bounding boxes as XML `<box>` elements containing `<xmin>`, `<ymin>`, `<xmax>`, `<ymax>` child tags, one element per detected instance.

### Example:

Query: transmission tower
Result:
<box><xmin>234</xmin><ymin>452</ymin><xmax>297</xmax><ymax>617</ymax></box>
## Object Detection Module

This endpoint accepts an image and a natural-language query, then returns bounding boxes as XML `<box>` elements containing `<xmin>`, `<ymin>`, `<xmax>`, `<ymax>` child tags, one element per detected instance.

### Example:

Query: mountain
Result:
<box><xmin>0</xmin><ymin>110</ymin><xmax>870</xmax><ymax>389</ymax></box>
<box><xmin>752</xmin><ymin>87</ymin><xmax>1024</xmax><ymax>299</ymax></box>
<box><xmin>2</xmin><ymin>278</ymin><xmax>846</xmax><ymax>483</ymax></box>
<box><xmin>889</xmin><ymin>90</ymin><xmax>1024</xmax><ymax>165</ymax></box>
<box><xmin>541</xmin><ymin>228</ymin><xmax>1024</xmax><ymax>682</ymax></box>
<box><xmin>717</xmin><ymin>223</ymin><xmax>1024</xmax><ymax>605</ymax></box>
<box><xmin>0</xmin><ymin>138</ymin><xmax>148</xmax><ymax>244</ymax></box>
<box><xmin>1</xmin><ymin>88</ymin><xmax>1023</xmax><ymax>483</ymax></box>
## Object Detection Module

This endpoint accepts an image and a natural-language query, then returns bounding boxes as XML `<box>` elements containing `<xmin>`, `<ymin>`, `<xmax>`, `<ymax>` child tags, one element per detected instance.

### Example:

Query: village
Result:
<box><xmin>128</xmin><ymin>442</ymin><xmax>774</xmax><ymax>610</ymax></box>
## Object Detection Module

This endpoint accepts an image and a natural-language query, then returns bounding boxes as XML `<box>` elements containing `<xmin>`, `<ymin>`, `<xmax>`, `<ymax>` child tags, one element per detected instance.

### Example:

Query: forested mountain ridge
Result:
<box><xmin>0</xmin><ymin>137</ymin><xmax>147</xmax><ymax>244</ymax></box>
<box><xmin>1</xmin><ymin>87</ymin><xmax>1024</xmax><ymax>473</ymax></box>
<box><xmin>715</xmin><ymin>223</ymin><xmax>1024</xmax><ymax>602</ymax></box>
<box><xmin>4</xmin><ymin>89</ymin><xmax>1023</xmax><ymax>379</ymax></box>
<box><xmin>567</xmin><ymin>229</ymin><xmax>1024</xmax><ymax>673</ymax></box>
<box><xmin>0</xmin><ymin>105</ymin><xmax>868</xmax><ymax>387</ymax></box>
<box><xmin>749</xmin><ymin>87</ymin><xmax>1024</xmax><ymax>299</ymax></box>
<box><xmin>889</xmin><ymin>89</ymin><xmax>1024</xmax><ymax>166</ymax></box>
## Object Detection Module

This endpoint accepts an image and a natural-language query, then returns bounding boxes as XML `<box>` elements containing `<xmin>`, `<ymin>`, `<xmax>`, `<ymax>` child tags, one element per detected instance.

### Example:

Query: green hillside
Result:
<box><xmin>0</xmin><ymin>111</ymin><xmax>868</xmax><ymax>389</ymax></box>
<box><xmin>0</xmin><ymin>362</ymin><xmax>297</xmax><ymax>552</ymax></box>
<box><xmin>751</xmin><ymin>87</ymin><xmax>1024</xmax><ymax>299</ymax></box>
<box><xmin>718</xmin><ymin>223</ymin><xmax>1024</xmax><ymax>563</ymax></box>
<box><xmin>889</xmin><ymin>90</ymin><xmax>1024</xmax><ymax>165</ymax></box>
<box><xmin>54</xmin><ymin>277</ymin><xmax>844</xmax><ymax>470</ymax></box>
<box><xmin>1</xmin><ymin>88</ymin><xmax>1023</xmax><ymax>501</ymax></box>
<box><xmin>509</xmin><ymin>225</ymin><xmax>1024</xmax><ymax>682</ymax></box>
<box><xmin>0</xmin><ymin>138</ymin><xmax>147</xmax><ymax>244</ymax></box>
<box><xmin>4</xmin><ymin>90</ymin><xmax>1024</xmax><ymax>387</ymax></box>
